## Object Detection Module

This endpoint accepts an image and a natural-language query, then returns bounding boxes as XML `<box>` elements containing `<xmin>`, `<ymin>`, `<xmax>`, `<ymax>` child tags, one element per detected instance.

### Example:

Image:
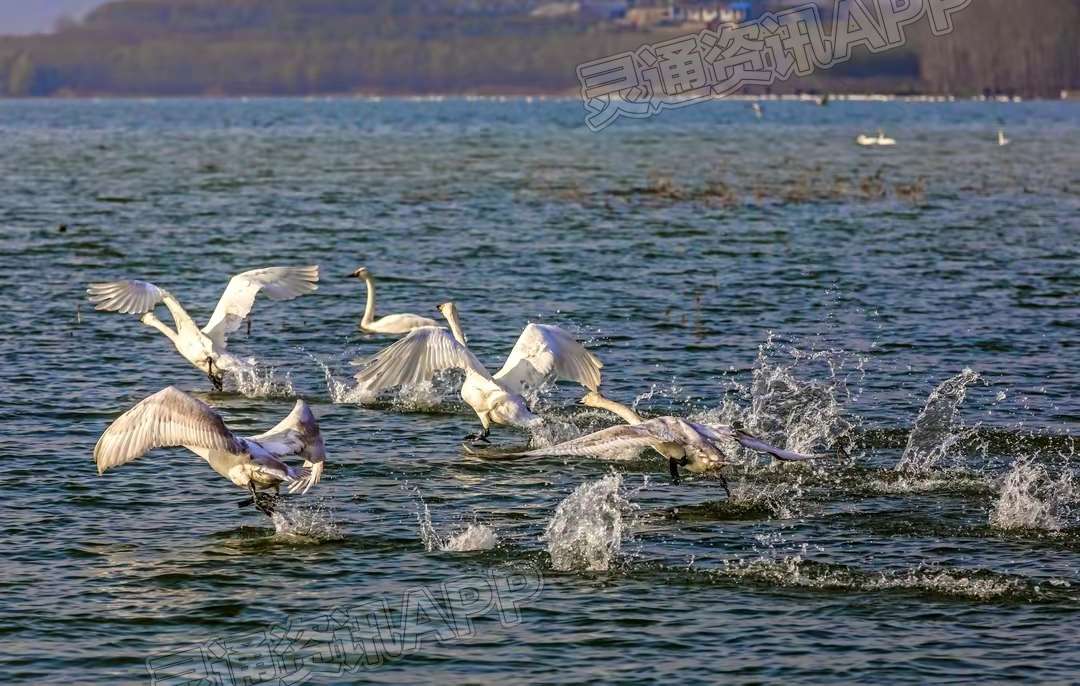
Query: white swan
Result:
<box><xmin>998</xmin><ymin>129</ymin><xmax>1010</xmax><ymax>146</ymax></box>
<box><xmin>856</xmin><ymin>129</ymin><xmax>896</xmax><ymax>146</ymax></box>
<box><xmin>87</xmin><ymin>266</ymin><xmax>319</xmax><ymax>389</ymax></box>
<box><xmin>497</xmin><ymin>391</ymin><xmax>818</xmax><ymax>487</ymax></box>
<box><xmin>352</xmin><ymin>302</ymin><xmax>602</xmax><ymax>441</ymax></box>
<box><xmin>95</xmin><ymin>386</ymin><xmax>326</xmax><ymax>516</ymax></box>
<box><xmin>751</xmin><ymin>102</ymin><xmax>764</xmax><ymax>119</ymax></box>
<box><xmin>351</xmin><ymin>266</ymin><xmax>437</xmax><ymax>334</ymax></box>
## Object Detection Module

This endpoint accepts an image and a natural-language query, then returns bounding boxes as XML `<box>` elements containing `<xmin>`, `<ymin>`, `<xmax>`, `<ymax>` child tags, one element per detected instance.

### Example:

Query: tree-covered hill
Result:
<box><xmin>0</xmin><ymin>0</ymin><xmax>1076</xmax><ymax>97</ymax></box>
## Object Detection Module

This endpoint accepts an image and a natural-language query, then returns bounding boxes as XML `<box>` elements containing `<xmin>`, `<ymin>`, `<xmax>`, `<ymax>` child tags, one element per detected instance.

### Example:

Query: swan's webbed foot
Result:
<box><xmin>464</xmin><ymin>428</ymin><xmax>491</xmax><ymax>443</ymax></box>
<box><xmin>716</xmin><ymin>471</ymin><xmax>731</xmax><ymax>499</ymax></box>
<box><xmin>240</xmin><ymin>484</ymin><xmax>279</xmax><ymax>517</ymax></box>
<box><xmin>205</xmin><ymin>357</ymin><xmax>224</xmax><ymax>391</ymax></box>
<box><xmin>668</xmin><ymin>456</ymin><xmax>694</xmax><ymax>485</ymax></box>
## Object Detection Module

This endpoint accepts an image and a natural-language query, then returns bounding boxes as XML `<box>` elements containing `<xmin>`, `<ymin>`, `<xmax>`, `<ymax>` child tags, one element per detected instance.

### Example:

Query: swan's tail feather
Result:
<box><xmin>286</xmin><ymin>461</ymin><xmax>323</xmax><ymax>495</ymax></box>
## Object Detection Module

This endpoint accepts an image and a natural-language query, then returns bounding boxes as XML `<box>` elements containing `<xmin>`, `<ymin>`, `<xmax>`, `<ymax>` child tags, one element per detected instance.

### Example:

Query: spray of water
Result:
<box><xmin>541</xmin><ymin>473</ymin><xmax>635</xmax><ymax>572</ymax></box>
<box><xmin>990</xmin><ymin>457</ymin><xmax>1076</xmax><ymax>531</ymax></box>
<box><xmin>414</xmin><ymin>491</ymin><xmax>498</xmax><ymax>552</ymax></box>
<box><xmin>270</xmin><ymin>501</ymin><xmax>342</xmax><ymax>540</ymax></box>
<box><xmin>315</xmin><ymin>353</ymin><xmax>449</xmax><ymax>408</ymax></box>
<box><xmin>693</xmin><ymin>335</ymin><xmax>860</xmax><ymax>465</ymax></box>
<box><xmin>897</xmin><ymin>368</ymin><xmax>982</xmax><ymax>472</ymax></box>
<box><xmin>226</xmin><ymin>364</ymin><xmax>295</xmax><ymax>399</ymax></box>
<box><xmin>443</xmin><ymin>524</ymin><xmax>500</xmax><ymax>552</ymax></box>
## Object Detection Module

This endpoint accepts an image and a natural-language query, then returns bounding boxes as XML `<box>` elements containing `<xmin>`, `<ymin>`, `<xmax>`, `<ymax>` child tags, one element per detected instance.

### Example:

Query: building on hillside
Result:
<box><xmin>530</xmin><ymin>2</ymin><xmax>582</xmax><ymax>18</ymax></box>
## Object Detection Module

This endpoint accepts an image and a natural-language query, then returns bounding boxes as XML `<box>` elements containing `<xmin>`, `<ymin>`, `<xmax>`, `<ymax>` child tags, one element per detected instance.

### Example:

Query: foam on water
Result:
<box><xmin>719</xmin><ymin>555</ymin><xmax>1038</xmax><ymax>601</ymax></box>
<box><xmin>541</xmin><ymin>473</ymin><xmax>635</xmax><ymax>572</ymax></box>
<box><xmin>990</xmin><ymin>457</ymin><xmax>1076</xmax><ymax>531</ymax></box>
<box><xmin>897</xmin><ymin>368</ymin><xmax>983</xmax><ymax>472</ymax></box>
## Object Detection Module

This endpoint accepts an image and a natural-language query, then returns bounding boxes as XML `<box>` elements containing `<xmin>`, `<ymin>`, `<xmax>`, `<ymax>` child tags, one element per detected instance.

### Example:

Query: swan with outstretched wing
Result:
<box><xmin>352</xmin><ymin>302</ymin><xmax>602</xmax><ymax>441</ymax></box>
<box><xmin>476</xmin><ymin>391</ymin><xmax>821</xmax><ymax>490</ymax></box>
<box><xmin>95</xmin><ymin>386</ymin><xmax>326</xmax><ymax>517</ymax></box>
<box><xmin>87</xmin><ymin>266</ymin><xmax>319</xmax><ymax>389</ymax></box>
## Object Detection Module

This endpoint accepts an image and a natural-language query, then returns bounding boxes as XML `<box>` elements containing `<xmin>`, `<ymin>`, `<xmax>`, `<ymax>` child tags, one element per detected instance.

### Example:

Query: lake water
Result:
<box><xmin>1</xmin><ymin>97</ymin><xmax>1077</xmax><ymax>684</ymax></box>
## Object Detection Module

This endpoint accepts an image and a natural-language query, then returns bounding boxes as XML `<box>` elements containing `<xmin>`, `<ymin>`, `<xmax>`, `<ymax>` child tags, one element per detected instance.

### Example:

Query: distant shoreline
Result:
<box><xmin>1</xmin><ymin>92</ymin><xmax>1074</xmax><ymax>102</ymax></box>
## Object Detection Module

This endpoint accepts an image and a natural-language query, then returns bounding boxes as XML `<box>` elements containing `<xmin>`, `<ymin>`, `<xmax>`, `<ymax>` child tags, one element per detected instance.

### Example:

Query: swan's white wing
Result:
<box><xmin>87</xmin><ymin>280</ymin><xmax>167</xmax><ymax>315</ymax></box>
<box><xmin>94</xmin><ymin>386</ymin><xmax>244</xmax><ymax>474</ymax></box>
<box><xmin>249</xmin><ymin>399</ymin><xmax>327</xmax><ymax>494</ymax></box>
<box><xmin>493</xmin><ymin>323</ymin><xmax>603</xmax><ymax>396</ymax></box>
<box><xmin>352</xmin><ymin>326</ymin><xmax>491</xmax><ymax>392</ymax></box>
<box><xmin>202</xmin><ymin>266</ymin><xmax>319</xmax><ymax>346</ymax></box>
<box><xmin>696</xmin><ymin>423</ymin><xmax>817</xmax><ymax>462</ymax></box>
<box><xmin>520</xmin><ymin>418</ymin><xmax>679</xmax><ymax>460</ymax></box>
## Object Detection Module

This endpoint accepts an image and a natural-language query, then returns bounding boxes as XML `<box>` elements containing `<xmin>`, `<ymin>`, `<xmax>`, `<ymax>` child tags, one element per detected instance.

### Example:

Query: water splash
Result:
<box><xmin>414</xmin><ymin>491</ymin><xmax>498</xmax><ymax>552</ymax></box>
<box><xmin>897</xmin><ymin>368</ymin><xmax>982</xmax><ymax>472</ymax></box>
<box><xmin>990</xmin><ymin>457</ymin><xmax>1076</xmax><ymax>531</ymax></box>
<box><xmin>719</xmin><ymin>556</ymin><xmax>1039</xmax><ymax>601</ymax></box>
<box><xmin>695</xmin><ymin>335</ymin><xmax>860</xmax><ymax>460</ymax></box>
<box><xmin>541</xmin><ymin>473</ymin><xmax>635</xmax><ymax>572</ymax></box>
<box><xmin>316</xmin><ymin>354</ymin><xmax>446</xmax><ymax>408</ymax></box>
<box><xmin>727</xmin><ymin>475</ymin><xmax>806</xmax><ymax>519</ymax></box>
<box><xmin>226</xmin><ymin>364</ymin><xmax>295</xmax><ymax>399</ymax></box>
<box><xmin>442</xmin><ymin>524</ymin><xmax>499</xmax><ymax>552</ymax></box>
<box><xmin>271</xmin><ymin>501</ymin><xmax>342</xmax><ymax>540</ymax></box>
<box><xmin>416</xmin><ymin>496</ymin><xmax>443</xmax><ymax>552</ymax></box>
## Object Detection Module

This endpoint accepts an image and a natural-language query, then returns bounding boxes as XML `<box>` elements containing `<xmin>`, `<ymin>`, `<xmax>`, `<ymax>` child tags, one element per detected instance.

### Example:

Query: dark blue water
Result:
<box><xmin>0</xmin><ymin>97</ymin><xmax>1077</xmax><ymax>684</ymax></box>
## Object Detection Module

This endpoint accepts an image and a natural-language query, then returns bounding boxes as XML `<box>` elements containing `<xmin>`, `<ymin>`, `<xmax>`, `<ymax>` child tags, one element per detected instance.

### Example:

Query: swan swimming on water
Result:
<box><xmin>998</xmin><ymin>129</ymin><xmax>1010</xmax><ymax>146</ymax></box>
<box><xmin>350</xmin><ymin>266</ymin><xmax>437</xmax><ymax>334</ymax></box>
<box><xmin>352</xmin><ymin>302</ymin><xmax>602</xmax><ymax>441</ymax></box>
<box><xmin>87</xmin><ymin>266</ymin><xmax>319</xmax><ymax>390</ymax></box>
<box><xmin>482</xmin><ymin>391</ymin><xmax>819</xmax><ymax>488</ymax></box>
<box><xmin>94</xmin><ymin>386</ymin><xmax>326</xmax><ymax>517</ymax></box>
<box><xmin>856</xmin><ymin>129</ymin><xmax>896</xmax><ymax>146</ymax></box>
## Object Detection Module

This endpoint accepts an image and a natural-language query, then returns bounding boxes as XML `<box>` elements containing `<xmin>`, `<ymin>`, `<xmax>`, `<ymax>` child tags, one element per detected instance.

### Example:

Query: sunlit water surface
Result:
<box><xmin>1</xmin><ymin>98</ymin><xmax>1077</xmax><ymax>684</ymax></box>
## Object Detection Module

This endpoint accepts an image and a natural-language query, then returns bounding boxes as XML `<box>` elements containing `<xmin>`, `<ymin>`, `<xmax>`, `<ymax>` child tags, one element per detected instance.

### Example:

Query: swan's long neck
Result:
<box><xmin>141</xmin><ymin>312</ymin><xmax>180</xmax><ymax>344</ymax></box>
<box><xmin>442</xmin><ymin>307</ymin><xmax>468</xmax><ymax>346</ymax></box>
<box><xmin>590</xmin><ymin>394</ymin><xmax>642</xmax><ymax>426</ymax></box>
<box><xmin>158</xmin><ymin>293</ymin><xmax>199</xmax><ymax>335</ymax></box>
<box><xmin>360</xmin><ymin>275</ymin><xmax>376</xmax><ymax>326</ymax></box>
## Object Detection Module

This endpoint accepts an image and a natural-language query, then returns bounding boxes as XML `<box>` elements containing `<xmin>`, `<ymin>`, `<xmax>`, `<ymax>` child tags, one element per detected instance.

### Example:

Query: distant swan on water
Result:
<box><xmin>351</xmin><ymin>302</ymin><xmax>602</xmax><ymax>442</ymax></box>
<box><xmin>95</xmin><ymin>386</ymin><xmax>326</xmax><ymax>517</ymax></box>
<box><xmin>998</xmin><ymin>129</ymin><xmax>1010</xmax><ymax>146</ymax></box>
<box><xmin>87</xmin><ymin>266</ymin><xmax>319</xmax><ymax>390</ymax></box>
<box><xmin>480</xmin><ymin>391</ymin><xmax>819</xmax><ymax>488</ymax></box>
<box><xmin>350</xmin><ymin>266</ymin><xmax>437</xmax><ymax>334</ymax></box>
<box><xmin>856</xmin><ymin>129</ymin><xmax>896</xmax><ymax>146</ymax></box>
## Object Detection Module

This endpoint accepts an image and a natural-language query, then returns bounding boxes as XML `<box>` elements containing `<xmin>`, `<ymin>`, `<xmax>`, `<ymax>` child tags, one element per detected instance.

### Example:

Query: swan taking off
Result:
<box><xmin>856</xmin><ymin>129</ymin><xmax>896</xmax><ymax>146</ymax></box>
<box><xmin>95</xmin><ymin>386</ymin><xmax>326</xmax><ymax>517</ymax></box>
<box><xmin>87</xmin><ymin>266</ymin><xmax>319</xmax><ymax>390</ymax></box>
<box><xmin>352</xmin><ymin>302</ymin><xmax>602</xmax><ymax>441</ymax></box>
<box><xmin>351</xmin><ymin>266</ymin><xmax>437</xmax><ymax>334</ymax></box>
<box><xmin>505</xmin><ymin>391</ymin><xmax>818</xmax><ymax>488</ymax></box>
